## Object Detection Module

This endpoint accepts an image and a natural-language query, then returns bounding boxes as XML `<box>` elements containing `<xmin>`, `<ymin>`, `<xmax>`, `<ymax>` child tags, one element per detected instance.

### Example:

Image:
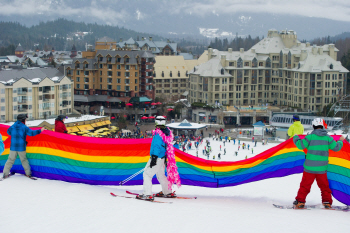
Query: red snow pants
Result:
<box><xmin>295</xmin><ymin>171</ymin><xmax>332</xmax><ymax>204</ymax></box>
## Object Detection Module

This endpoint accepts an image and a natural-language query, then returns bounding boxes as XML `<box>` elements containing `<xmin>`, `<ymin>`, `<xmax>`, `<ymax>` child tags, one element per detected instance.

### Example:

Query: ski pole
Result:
<box><xmin>119</xmin><ymin>168</ymin><xmax>145</xmax><ymax>186</ymax></box>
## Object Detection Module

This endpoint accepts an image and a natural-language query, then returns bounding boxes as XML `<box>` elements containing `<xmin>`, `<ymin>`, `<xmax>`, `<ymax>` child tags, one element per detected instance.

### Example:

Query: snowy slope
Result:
<box><xmin>1</xmin><ymin>132</ymin><xmax>350</xmax><ymax>232</ymax></box>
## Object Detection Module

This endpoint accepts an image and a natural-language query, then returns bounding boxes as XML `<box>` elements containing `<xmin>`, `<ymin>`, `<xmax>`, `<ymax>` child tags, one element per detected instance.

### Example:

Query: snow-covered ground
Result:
<box><xmin>1</xmin><ymin>130</ymin><xmax>350</xmax><ymax>233</ymax></box>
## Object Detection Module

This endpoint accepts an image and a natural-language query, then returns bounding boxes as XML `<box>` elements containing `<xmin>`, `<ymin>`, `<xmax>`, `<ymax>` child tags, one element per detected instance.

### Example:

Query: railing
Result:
<box><xmin>43</xmin><ymin>106</ymin><xmax>50</xmax><ymax>110</ymax></box>
<box><xmin>43</xmin><ymin>89</ymin><xmax>51</xmax><ymax>93</ymax></box>
<box><xmin>18</xmin><ymin>100</ymin><xmax>27</xmax><ymax>104</ymax></box>
<box><xmin>18</xmin><ymin>108</ymin><xmax>28</xmax><ymax>112</ymax></box>
<box><xmin>43</xmin><ymin>98</ymin><xmax>50</xmax><ymax>102</ymax></box>
<box><xmin>17</xmin><ymin>91</ymin><xmax>27</xmax><ymax>95</ymax></box>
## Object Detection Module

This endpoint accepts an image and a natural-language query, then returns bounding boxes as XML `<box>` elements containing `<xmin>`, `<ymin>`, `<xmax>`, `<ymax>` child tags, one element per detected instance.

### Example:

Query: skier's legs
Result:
<box><xmin>295</xmin><ymin>171</ymin><xmax>316</xmax><ymax>203</ymax></box>
<box><xmin>315</xmin><ymin>173</ymin><xmax>333</xmax><ymax>204</ymax></box>
<box><xmin>3</xmin><ymin>150</ymin><xmax>18</xmax><ymax>176</ymax></box>
<box><xmin>156</xmin><ymin>158</ymin><xmax>171</xmax><ymax>194</ymax></box>
<box><xmin>142</xmin><ymin>158</ymin><xmax>159</xmax><ymax>195</ymax></box>
<box><xmin>18</xmin><ymin>151</ymin><xmax>31</xmax><ymax>176</ymax></box>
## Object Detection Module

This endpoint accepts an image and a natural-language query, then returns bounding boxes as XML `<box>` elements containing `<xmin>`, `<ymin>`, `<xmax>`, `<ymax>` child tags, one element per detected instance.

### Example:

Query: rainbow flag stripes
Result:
<box><xmin>0</xmin><ymin>124</ymin><xmax>349</xmax><ymax>205</ymax></box>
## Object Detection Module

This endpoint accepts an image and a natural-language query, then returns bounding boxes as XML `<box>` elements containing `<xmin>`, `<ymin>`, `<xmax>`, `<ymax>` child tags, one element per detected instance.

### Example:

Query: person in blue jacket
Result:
<box><xmin>2</xmin><ymin>114</ymin><xmax>45</xmax><ymax>179</ymax></box>
<box><xmin>137</xmin><ymin>116</ymin><xmax>176</xmax><ymax>201</ymax></box>
<box><xmin>173</xmin><ymin>140</ymin><xmax>180</xmax><ymax>150</ymax></box>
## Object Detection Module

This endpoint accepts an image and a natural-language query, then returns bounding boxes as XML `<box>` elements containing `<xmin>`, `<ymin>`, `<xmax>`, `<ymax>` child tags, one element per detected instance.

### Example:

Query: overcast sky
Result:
<box><xmin>0</xmin><ymin>0</ymin><xmax>349</xmax><ymax>24</ymax></box>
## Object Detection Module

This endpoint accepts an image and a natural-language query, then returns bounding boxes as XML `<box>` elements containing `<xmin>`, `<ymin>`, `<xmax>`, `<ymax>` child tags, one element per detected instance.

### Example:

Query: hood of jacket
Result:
<box><xmin>311</xmin><ymin>129</ymin><xmax>328</xmax><ymax>137</ymax></box>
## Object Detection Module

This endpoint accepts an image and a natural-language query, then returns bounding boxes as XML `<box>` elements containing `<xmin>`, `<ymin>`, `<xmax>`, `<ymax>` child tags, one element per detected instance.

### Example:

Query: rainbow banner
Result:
<box><xmin>0</xmin><ymin>124</ymin><xmax>350</xmax><ymax>205</ymax></box>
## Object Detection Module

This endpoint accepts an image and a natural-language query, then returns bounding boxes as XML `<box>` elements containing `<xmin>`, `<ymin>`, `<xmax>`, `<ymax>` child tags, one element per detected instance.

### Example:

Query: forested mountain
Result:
<box><xmin>0</xmin><ymin>18</ymin><xmax>163</xmax><ymax>51</ymax></box>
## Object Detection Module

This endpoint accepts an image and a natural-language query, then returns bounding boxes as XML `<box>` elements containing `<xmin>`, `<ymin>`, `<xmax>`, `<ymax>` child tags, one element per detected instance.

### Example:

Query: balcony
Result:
<box><xmin>18</xmin><ymin>107</ymin><xmax>28</xmax><ymax>112</ymax></box>
<box><xmin>43</xmin><ymin>98</ymin><xmax>50</xmax><ymax>102</ymax></box>
<box><xmin>18</xmin><ymin>99</ymin><xmax>27</xmax><ymax>104</ymax></box>
<box><xmin>17</xmin><ymin>91</ymin><xmax>27</xmax><ymax>95</ymax></box>
<box><xmin>43</xmin><ymin>106</ymin><xmax>50</xmax><ymax>110</ymax></box>
<box><xmin>62</xmin><ymin>96</ymin><xmax>69</xmax><ymax>100</ymax></box>
<box><xmin>43</xmin><ymin>88</ymin><xmax>51</xmax><ymax>93</ymax></box>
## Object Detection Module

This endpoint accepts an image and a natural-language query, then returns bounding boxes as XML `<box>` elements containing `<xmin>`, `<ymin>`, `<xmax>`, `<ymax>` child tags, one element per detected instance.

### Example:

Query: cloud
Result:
<box><xmin>0</xmin><ymin>0</ymin><xmax>349</xmax><ymax>23</ymax></box>
<box><xmin>0</xmin><ymin>0</ymin><xmax>128</xmax><ymax>25</ymax></box>
<box><xmin>175</xmin><ymin>0</ymin><xmax>350</xmax><ymax>22</ymax></box>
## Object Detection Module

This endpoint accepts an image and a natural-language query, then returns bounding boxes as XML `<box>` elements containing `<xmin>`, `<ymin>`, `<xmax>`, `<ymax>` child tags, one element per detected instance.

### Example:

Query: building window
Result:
<box><xmin>125</xmin><ymin>65</ymin><xmax>130</xmax><ymax>70</ymax></box>
<box><xmin>107</xmin><ymin>57</ymin><xmax>112</xmax><ymax>62</ymax></box>
<box><xmin>99</xmin><ymin>64</ymin><xmax>103</xmax><ymax>69</ymax></box>
<box><xmin>117</xmin><ymin>58</ymin><xmax>121</xmax><ymax>63</ymax></box>
<box><xmin>125</xmin><ymin>86</ymin><xmax>130</xmax><ymax>91</ymax></box>
<box><xmin>85</xmin><ymin>63</ymin><xmax>88</xmax><ymax>68</ymax></box>
<box><xmin>84</xmin><ymin>84</ymin><xmax>89</xmax><ymax>89</ymax></box>
<box><xmin>125</xmin><ymin>79</ymin><xmax>130</xmax><ymax>84</ymax></box>
<box><xmin>108</xmin><ymin>71</ymin><xmax>112</xmax><ymax>76</ymax></box>
<box><xmin>170</xmin><ymin>71</ymin><xmax>172</xmax><ymax>77</ymax></box>
<box><xmin>125</xmin><ymin>58</ymin><xmax>130</xmax><ymax>63</ymax></box>
<box><xmin>117</xmin><ymin>78</ymin><xmax>121</xmax><ymax>83</ymax></box>
<box><xmin>100</xmin><ymin>71</ymin><xmax>102</xmax><ymax>75</ymax></box>
<box><xmin>76</xmin><ymin>70</ymin><xmax>80</xmax><ymax>75</ymax></box>
<box><xmin>99</xmin><ymin>57</ymin><xmax>103</xmax><ymax>61</ymax></box>
<box><xmin>162</xmin><ymin>71</ymin><xmax>164</xmax><ymax>77</ymax></box>
<box><xmin>117</xmin><ymin>72</ymin><xmax>121</xmax><ymax>76</ymax></box>
<box><xmin>77</xmin><ymin>84</ymin><xmax>80</xmax><ymax>88</ymax></box>
<box><xmin>108</xmin><ymin>85</ymin><xmax>112</xmax><ymax>90</ymax></box>
<box><xmin>84</xmin><ymin>78</ymin><xmax>89</xmax><ymax>82</ymax></box>
<box><xmin>108</xmin><ymin>78</ymin><xmax>112</xmax><ymax>83</ymax></box>
<box><xmin>117</xmin><ymin>85</ymin><xmax>121</xmax><ymax>90</ymax></box>
<box><xmin>1</xmin><ymin>98</ymin><xmax>5</xmax><ymax>103</ymax></box>
<box><xmin>108</xmin><ymin>64</ymin><xmax>112</xmax><ymax>69</ymax></box>
<box><xmin>125</xmin><ymin>72</ymin><xmax>130</xmax><ymax>77</ymax></box>
<box><xmin>135</xmin><ymin>72</ymin><xmax>138</xmax><ymax>77</ymax></box>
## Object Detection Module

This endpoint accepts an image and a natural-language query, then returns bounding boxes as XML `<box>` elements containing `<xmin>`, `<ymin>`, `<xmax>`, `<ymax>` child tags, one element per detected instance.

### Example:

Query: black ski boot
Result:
<box><xmin>293</xmin><ymin>200</ymin><xmax>305</xmax><ymax>209</ymax></box>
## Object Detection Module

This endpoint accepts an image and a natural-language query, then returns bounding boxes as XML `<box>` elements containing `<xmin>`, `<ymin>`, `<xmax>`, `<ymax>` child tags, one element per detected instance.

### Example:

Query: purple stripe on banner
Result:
<box><xmin>218</xmin><ymin>167</ymin><xmax>304</xmax><ymax>187</ymax></box>
<box><xmin>331</xmin><ymin>189</ymin><xmax>350</xmax><ymax>206</ymax></box>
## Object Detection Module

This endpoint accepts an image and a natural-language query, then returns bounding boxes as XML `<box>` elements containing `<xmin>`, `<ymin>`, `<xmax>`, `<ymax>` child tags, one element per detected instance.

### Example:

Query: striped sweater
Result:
<box><xmin>293</xmin><ymin>129</ymin><xmax>343</xmax><ymax>174</ymax></box>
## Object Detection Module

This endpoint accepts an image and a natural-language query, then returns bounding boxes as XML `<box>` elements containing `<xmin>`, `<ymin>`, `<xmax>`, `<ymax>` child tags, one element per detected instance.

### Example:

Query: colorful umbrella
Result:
<box><xmin>148</xmin><ymin>116</ymin><xmax>155</xmax><ymax>119</ymax></box>
<box><xmin>156</xmin><ymin>102</ymin><xmax>162</xmax><ymax>105</ymax></box>
<box><xmin>151</xmin><ymin>103</ymin><xmax>157</xmax><ymax>106</ymax></box>
<box><xmin>141</xmin><ymin>116</ymin><xmax>148</xmax><ymax>120</ymax></box>
<box><xmin>126</xmin><ymin>103</ymin><xmax>133</xmax><ymax>106</ymax></box>
<box><xmin>167</xmin><ymin>108</ymin><xmax>174</xmax><ymax>111</ymax></box>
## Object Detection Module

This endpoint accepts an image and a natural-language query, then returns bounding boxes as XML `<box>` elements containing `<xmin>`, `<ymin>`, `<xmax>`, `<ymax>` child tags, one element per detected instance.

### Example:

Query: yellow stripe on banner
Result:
<box><xmin>176</xmin><ymin>147</ymin><xmax>303</xmax><ymax>172</ymax></box>
<box><xmin>2</xmin><ymin>136</ymin><xmax>8</xmax><ymax>141</ymax></box>
<box><xmin>26</xmin><ymin>147</ymin><xmax>149</xmax><ymax>163</ymax></box>
<box><xmin>329</xmin><ymin>157</ymin><xmax>350</xmax><ymax>170</ymax></box>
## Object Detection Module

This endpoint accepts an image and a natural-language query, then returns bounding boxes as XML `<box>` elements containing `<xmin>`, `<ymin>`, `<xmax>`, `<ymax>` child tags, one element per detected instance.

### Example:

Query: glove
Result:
<box><xmin>150</xmin><ymin>155</ymin><xmax>158</xmax><ymax>168</ymax></box>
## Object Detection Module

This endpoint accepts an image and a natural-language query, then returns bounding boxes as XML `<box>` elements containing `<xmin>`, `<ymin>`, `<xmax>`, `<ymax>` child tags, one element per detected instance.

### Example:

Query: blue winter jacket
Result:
<box><xmin>7</xmin><ymin>121</ymin><xmax>41</xmax><ymax>152</ymax></box>
<box><xmin>150</xmin><ymin>133</ymin><xmax>167</xmax><ymax>158</ymax></box>
<box><xmin>173</xmin><ymin>143</ymin><xmax>180</xmax><ymax>150</ymax></box>
<box><xmin>0</xmin><ymin>134</ymin><xmax>4</xmax><ymax>155</ymax></box>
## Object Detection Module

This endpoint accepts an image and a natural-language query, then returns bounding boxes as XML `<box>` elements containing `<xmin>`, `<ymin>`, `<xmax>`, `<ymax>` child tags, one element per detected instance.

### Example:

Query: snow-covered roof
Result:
<box><xmin>166</xmin><ymin>119</ymin><xmax>207</xmax><ymax>130</ymax></box>
<box><xmin>189</xmin><ymin>56</ymin><xmax>231</xmax><ymax>77</ymax></box>
<box><xmin>2</xmin><ymin>115</ymin><xmax>107</xmax><ymax>127</ymax></box>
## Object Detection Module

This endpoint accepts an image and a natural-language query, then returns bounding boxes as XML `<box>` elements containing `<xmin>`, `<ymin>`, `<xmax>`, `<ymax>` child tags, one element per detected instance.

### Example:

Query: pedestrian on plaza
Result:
<box><xmin>224</xmin><ymin>148</ymin><xmax>226</xmax><ymax>155</ymax></box>
<box><xmin>54</xmin><ymin>115</ymin><xmax>68</xmax><ymax>133</ymax></box>
<box><xmin>218</xmin><ymin>153</ymin><xmax>221</xmax><ymax>160</ymax></box>
<box><xmin>252</xmin><ymin>136</ymin><xmax>254</xmax><ymax>143</ymax></box>
<box><xmin>255</xmin><ymin>141</ymin><xmax>257</xmax><ymax>147</ymax></box>
<box><xmin>233</xmin><ymin>139</ymin><xmax>236</xmax><ymax>145</ymax></box>
<box><xmin>220</xmin><ymin>145</ymin><xmax>221</xmax><ymax>151</ymax></box>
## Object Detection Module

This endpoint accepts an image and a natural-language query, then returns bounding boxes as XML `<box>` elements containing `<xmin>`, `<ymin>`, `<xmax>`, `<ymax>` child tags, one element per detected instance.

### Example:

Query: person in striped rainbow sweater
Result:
<box><xmin>292</xmin><ymin>118</ymin><xmax>345</xmax><ymax>209</ymax></box>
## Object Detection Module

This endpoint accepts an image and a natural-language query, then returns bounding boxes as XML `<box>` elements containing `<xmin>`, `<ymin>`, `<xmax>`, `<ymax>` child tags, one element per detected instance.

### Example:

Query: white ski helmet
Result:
<box><xmin>155</xmin><ymin>116</ymin><xmax>166</xmax><ymax>126</ymax></box>
<box><xmin>312</xmin><ymin>118</ymin><xmax>328</xmax><ymax>129</ymax></box>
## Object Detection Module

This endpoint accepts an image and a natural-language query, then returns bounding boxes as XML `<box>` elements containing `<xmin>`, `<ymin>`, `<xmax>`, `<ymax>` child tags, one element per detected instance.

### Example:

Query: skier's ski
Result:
<box><xmin>110</xmin><ymin>193</ymin><xmax>172</xmax><ymax>204</ymax></box>
<box><xmin>25</xmin><ymin>175</ymin><xmax>37</xmax><ymax>180</ymax></box>
<box><xmin>273</xmin><ymin>204</ymin><xmax>313</xmax><ymax>210</ymax></box>
<box><xmin>273</xmin><ymin>204</ymin><xmax>350</xmax><ymax>212</ymax></box>
<box><xmin>0</xmin><ymin>173</ymin><xmax>14</xmax><ymax>181</ymax></box>
<box><xmin>126</xmin><ymin>190</ymin><xmax>197</xmax><ymax>199</ymax></box>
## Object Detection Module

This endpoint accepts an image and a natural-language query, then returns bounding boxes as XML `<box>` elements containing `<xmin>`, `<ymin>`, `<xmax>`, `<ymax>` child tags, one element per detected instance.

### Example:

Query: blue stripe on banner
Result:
<box><xmin>328</xmin><ymin>179</ymin><xmax>350</xmax><ymax>199</ymax></box>
<box><xmin>218</xmin><ymin>159</ymin><xmax>305</xmax><ymax>185</ymax></box>
<box><xmin>215</xmin><ymin>155</ymin><xmax>305</xmax><ymax>177</ymax></box>
<box><xmin>327</xmin><ymin>172</ymin><xmax>350</xmax><ymax>188</ymax></box>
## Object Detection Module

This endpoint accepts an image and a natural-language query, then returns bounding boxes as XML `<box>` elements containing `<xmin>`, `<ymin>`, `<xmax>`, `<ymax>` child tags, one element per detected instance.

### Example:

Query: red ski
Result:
<box><xmin>110</xmin><ymin>193</ymin><xmax>172</xmax><ymax>204</ymax></box>
<box><xmin>126</xmin><ymin>190</ymin><xmax>197</xmax><ymax>199</ymax></box>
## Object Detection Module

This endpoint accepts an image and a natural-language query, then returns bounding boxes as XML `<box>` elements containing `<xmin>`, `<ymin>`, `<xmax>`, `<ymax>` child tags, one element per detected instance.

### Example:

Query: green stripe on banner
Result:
<box><xmin>177</xmin><ymin>162</ymin><xmax>214</xmax><ymax>175</ymax></box>
<box><xmin>214</xmin><ymin>151</ymin><xmax>303</xmax><ymax>177</ymax></box>
<box><xmin>328</xmin><ymin>164</ymin><xmax>350</xmax><ymax>179</ymax></box>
